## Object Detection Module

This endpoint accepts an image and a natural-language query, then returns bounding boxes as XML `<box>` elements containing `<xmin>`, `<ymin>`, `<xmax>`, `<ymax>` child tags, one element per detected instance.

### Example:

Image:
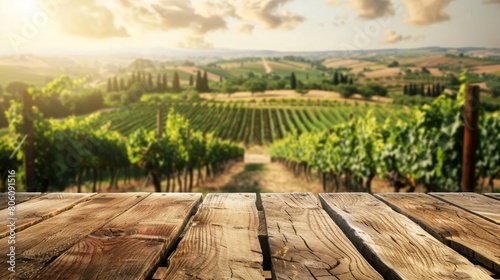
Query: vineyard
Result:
<box><xmin>92</xmin><ymin>101</ymin><xmax>410</xmax><ymax>145</ymax></box>
<box><xmin>270</xmin><ymin>92</ymin><xmax>500</xmax><ymax>193</ymax></box>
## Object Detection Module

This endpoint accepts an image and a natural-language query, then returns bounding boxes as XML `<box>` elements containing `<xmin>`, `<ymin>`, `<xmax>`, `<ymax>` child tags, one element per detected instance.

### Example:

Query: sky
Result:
<box><xmin>0</xmin><ymin>0</ymin><xmax>499</xmax><ymax>55</ymax></box>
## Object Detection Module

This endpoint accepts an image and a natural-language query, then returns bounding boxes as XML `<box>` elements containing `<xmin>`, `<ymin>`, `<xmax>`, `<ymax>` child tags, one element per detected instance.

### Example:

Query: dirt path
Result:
<box><xmin>195</xmin><ymin>162</ymin><xmax>324</xmax><ymax>194</ymax></box>
<box><xmin>262</xmin><ymin>58</ymin><xmax>272</xmax><ymax>74</ymax></box>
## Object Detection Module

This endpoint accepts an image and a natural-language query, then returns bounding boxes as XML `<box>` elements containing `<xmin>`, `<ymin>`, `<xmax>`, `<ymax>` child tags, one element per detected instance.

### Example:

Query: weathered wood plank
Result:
<box><xmin>0</xmin><ymin>193</ymin><xmax>92</xmax><ymax>238</ymax></box>
<box><xmin>320</xmin><ymin>193</ymin><xmax>492</xmax><ymax>280</ymax></box>
<box><xmin>263</xmin><ymin>193</ymin><xmax>382</xmax><ymax>280</ymax></box>
<box><xmin>430</xmin><ymin>193</ymin><xmax>500</xmax><ymax>224</ymax></box>
<box><xmin>35</xmin><ymin>193</ymin><xmax>202</xmax><ymax>280</ymax></box>
<box><xmin>378</xmin><ymin>193</ymin><xmax>500</xmax><ymax>274</ymax></box>
<box><xmin>485</xmin><ymin>193</ymin><xmax>500</xmax><ymax>201</ymax></box>
<box><xmin>0</xmin><ymin>193</ymin><xmax>149</xmax><ymax>280</ymax></box>
<box><xmin>0</xmin><ymin>193</ymin><xmax>44</xmax><ymax>210</ymax></box>
<box><xmin>164</xmin><ymin>193</ymin><xmax>264</xmax><ymax>279</ymax></box>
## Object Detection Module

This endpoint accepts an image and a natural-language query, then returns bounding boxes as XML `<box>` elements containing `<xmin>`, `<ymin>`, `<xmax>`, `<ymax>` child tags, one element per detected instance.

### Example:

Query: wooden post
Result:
<box><xmin>462</xmin><ymin>85</ymin><xmax>480</xmax><ymax>192</ymax></box>
<box><xmin>22</xmin><ymin>89</ymin><xmax>37</xmax><ymax>192</ymax></box>
<box><xmin>156</xmin><ymin>106</ymin><xmax>163</xmax><ymax>139</ymax></box>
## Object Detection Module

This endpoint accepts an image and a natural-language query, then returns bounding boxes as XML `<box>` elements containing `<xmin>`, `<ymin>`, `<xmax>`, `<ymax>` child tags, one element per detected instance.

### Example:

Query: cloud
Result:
<box><xmin>236</xmin><ymin>23</ymin><xmax>255</xmax><ymax>35</ymax></box>
<box><xmin>195</xmin><ymin>0</ymin><xmax>305</xmax><ymax>30</ymax></box>
<box><xmin>413</xmin><ymin>34</ymin><xmax>425</xmax><ymax>41</ymax></box>
<box><xmin>401</xmin><ymin>0</ymin><xmax>454</xmax><ymax>26</ymax></box>
<box><xmin>381</xmin><ymin>30</ymin><xmax>411</xmax><ymax>44</ymax></box>
<box><xmin>58</xmin><ymin>1</ymin><xmax>128</xmax><ymax>38</ymax></box>
<box><xmin>238</xmin><ymin>0</ymin><xmax>305</xmax><ymax>30</ymax></box>
<box><xmin>177</xmin><ymin>36</ymin><xmax>213</xmax><ymax>48</ymax></box>
<box><xmin>325</xmin><ymin>0</ymin><xmax>342</xmax><ymax>5</ymax></box>
<box><xmin>333</xmin><ymin>13</ymin><xmax>349</xmax><ymax>26</ymax></box>
<box><xmin>51</xmin><ymin>0</ymin><xmax>306</xmax><ymax>46</ymax></box>
<box><xmin>118</xmin><ymin>0</ymin><xmax>227</xmax><ymax>34</ymax></box>
<box><xmin>350</xmin><ymin>0</ymin><xmax>394</xmax><ymax>19</ymax></box>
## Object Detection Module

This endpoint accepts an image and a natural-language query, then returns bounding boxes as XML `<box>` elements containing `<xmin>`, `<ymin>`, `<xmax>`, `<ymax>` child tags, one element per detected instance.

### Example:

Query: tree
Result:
<box><xmin>348</xmin><ymin>77</ymin><xmax>354</xmax><ymax>85</ymax></box>
<box><xmin>172</xmin><ymin>71</ymin><xmax>181</xmax><ymax>93</ymax></box>
<box><xmin>388</xmin><ymin>60</ymin><xmax>399</xmax><ymax>67</ymax></box>
<box><xmin>290</xmin><ymin>72</ymin><xmax>297</xmax><ymax>89</ymax></box>
<box><xmin>333</xmin><ymin>72</ymin><xmax>339</xmax><ymax>85</ymax></box>
<box><xmin>222</xmin><ymin>80</ymin><xmax>238</xmax><ymax>98</ymax></box>
<box><xmin>163</xmin><ymin>73</ymin><xmax>168</xmax><ymax>92</ymax></box>
<box><xmin>195</xmin><ymin>71</ymin><xmax>202</xmax><ymax>92</ymax></box>
<box><xmin>107</xmin><ymin>78</ymin><xmax>112</xmax><ymax>92</ymax></box>
<box><xmin>403</xmin><ymin>85</ymin><xmax>408</xmax><ymax>95</ymax></box>
<box><xmin>203</xmin><ymin>71</ymin><xmax>209</xmax><ymax>92</ymax></box>
<box><xmin>157</xmin><ymin>74</ymin><xmax>162</xmax><ymax>92</ymax></box>
<box><xmin>421</xmin><ymin>67</ymin><xmax>430</xmax><ymax>75</ymax></box>
<box><xmin>243</xmin><ymin>79</ymin><xmax>266</xmax><ymax>96</ymax></box>
<box><xmin>189</xmin><ymin>75</ymin><xmax>194</xmax><ymax>86</ymax></box>
<box><xmin>148</xmin><ymin>73</ymin><xmax>153</xmax><ymax>88</ymax></box>
<box><xmin>426</xmin><ymin>86</ymin><xmax>432</xmax><ymax>97</ymax></box>
<box><xmin>113</xmin><ymin>77</ymin><xmax>119</xmax><ymax>92</ymax></box>
<box><xmin>420</xmin><ymin>84</ymin><xmax>425</xmax><ymax>96</ymax></box>
<box><xmin>120</xmin><ymin>78</ymin><xmax>125</xmax><ymax>91</ymax></box>
<box><xmin>337</xmin><ymin>84</ymin><xmax>357</xmax><ymax>99</ymax></box>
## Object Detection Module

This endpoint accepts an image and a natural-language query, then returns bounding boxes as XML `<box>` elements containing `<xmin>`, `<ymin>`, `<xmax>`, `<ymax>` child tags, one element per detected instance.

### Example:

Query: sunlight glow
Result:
<box><xmin>10</xmin><ymin>0</ymin><xmax>39</xmax><ymax>17</ymax></box>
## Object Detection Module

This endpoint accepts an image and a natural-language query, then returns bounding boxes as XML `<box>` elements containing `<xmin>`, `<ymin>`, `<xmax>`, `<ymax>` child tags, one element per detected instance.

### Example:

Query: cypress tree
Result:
<box><xmin>203</xmin><ymin>71</ymin><xmax>209</xmax><ymax>92</ymax></box>
<box><xmin>148</xmin><ymin>73</ymin><xmax>153</xmax><ymax>88</ymax></box>
<box><xmin>290</xmin><ymin>72</ymin><xmax>297</xmax><ymax>89</ymax></box>
<box><xmin>348</xmin><ymin>77</ymin><xmax>354</xmax><ymax>85</ymax></box>
<box><xmin>157</xmin><ymin>74</ymin><xmax>162</xmax><ymax>91</ymax></box>
<box><xmin>120</xmin><ymin>78</ymin><xmax>125</xmax><ymax>91</ymax></box>
<box><xmin>426</xmin><ymin>86</ymin><xmax>432</xmax><ymax>97</ymax></box>
<box><xmin>403</xmin><ymin>85</ymin><xmax>408</xmax><ymax>95</ymax></box>
<box><xmin>113</xmin><ymin>77</ymin><xmax>119</xmax><ymax>92</ymax></box>
<box><xmin>195</xmin><ymin>71</ymin><xmax>202</xmax><ymax>92</ymax></box>
<box><xmin>172</xmin><ymin>71</ymin><xmax>180</xmax><ymax>93</ymax></box>
<box><xmin>420</xmin><ymin>84</ymin><xmax>425</xmax><ymax>96</ymax></box>
<box><xmin>436</xmin><ymin>82</ymin><xmax>441</xmax><ymax>96</ymax></box>
<box><xmin>189</xmin><ymin>75</ymin><xmax>194</xmax><ymax>86</ymax></box>
<box><xmin>107</xmin><ymin>78</ymin><xmax>112</xmax><ymax>92</ymax></box>
<box><xmin>163</xmin><ymin>73</ymin><xmax>168</xmax><ymax>91</ymax></box>
<box><xmin>333</xmin><ymin>72</ymin><xmax>339</xmax><ymax>85</ymax></box>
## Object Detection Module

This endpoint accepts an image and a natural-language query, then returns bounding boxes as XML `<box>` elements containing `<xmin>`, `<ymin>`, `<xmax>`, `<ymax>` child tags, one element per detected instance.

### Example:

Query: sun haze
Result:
<box><xmin>0</xmin><ymin>0</ymin><xmax>499</xmax><ymax>54</ymax></box>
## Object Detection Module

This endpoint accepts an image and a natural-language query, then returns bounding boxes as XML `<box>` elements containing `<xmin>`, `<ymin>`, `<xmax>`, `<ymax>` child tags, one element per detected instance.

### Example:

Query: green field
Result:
<box><xmin>91</xmin><ymin>101</ymin><xmax>409</xmax><ymax>145</ymax></box>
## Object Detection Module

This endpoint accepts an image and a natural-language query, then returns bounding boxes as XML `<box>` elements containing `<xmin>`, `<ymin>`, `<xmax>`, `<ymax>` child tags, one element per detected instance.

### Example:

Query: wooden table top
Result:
<box><xmin>1</xmin><ymin>192</ymin><xmax>499</xmax><ymax>280</ymax></box>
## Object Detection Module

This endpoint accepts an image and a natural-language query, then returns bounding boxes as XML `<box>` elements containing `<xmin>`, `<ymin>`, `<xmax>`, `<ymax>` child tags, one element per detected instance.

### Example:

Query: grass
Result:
<box><xmin>244</xmin><ymin>164</ymin><xmax>265</xmax><ymax>172</ymax></box>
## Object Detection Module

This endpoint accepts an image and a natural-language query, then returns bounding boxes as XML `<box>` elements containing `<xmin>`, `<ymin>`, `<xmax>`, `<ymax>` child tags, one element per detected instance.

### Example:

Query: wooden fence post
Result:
<box><xmin>461</xmin><ymin>85</ymin><xmax>480</xmax><ymax>192</ymax></box>
<box><xmin>22</xmin><ymin>89</ymin><xmax>37</xmax><ymax>192</ymax></box>
<box><xmin>157</xmin><ymin>106</ymin><xmax>163</xmax><ymax>139</ymax></box>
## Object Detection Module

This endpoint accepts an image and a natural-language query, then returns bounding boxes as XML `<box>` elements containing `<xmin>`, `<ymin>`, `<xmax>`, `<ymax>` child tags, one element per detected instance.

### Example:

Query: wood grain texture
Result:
<box><xmin>430</xmin><ymin>193</ymin><xmax>500</xmax><ymax>224</ymax></box>
<box><xmin>263</xmin><ymin>193</ymin><xmax>382</xmax><ymax>280</ymax></box>
<box><xmin>0</xmin><ymin>192</ymin><xmax>43</xmax><ymax>210</ymax></box>
<box><xmin>164</xmin><ymin>193</ymin><xmax>264</xmax><ymax>280</ymax></box>
<box><xmin>0</xmin><ymin>193</ymin><xmax>149</xmax><ymax>280</ymax></box>
<box><xmin>378</xmin><ymin>193</ymin><xmax>500</xmax><ymax>274</ymax></box>
<box><xmin>485</xmin><ymin>193</ymin><xmax>500</xmax><ymax>201</ymax></box>
<box><xmin>0</xmin><ymin>193</ymin><xmax>92</xmax><ymax>238</ymax></box>
<box><xmin>35</xmin><ymin>193</ymin><xmax>202</xmax><ymax>280</ymax></box>
<box><xmin>320</xmin><ymin>193</ymin><xmax>492</xmax><ymax>280</ymax></box>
